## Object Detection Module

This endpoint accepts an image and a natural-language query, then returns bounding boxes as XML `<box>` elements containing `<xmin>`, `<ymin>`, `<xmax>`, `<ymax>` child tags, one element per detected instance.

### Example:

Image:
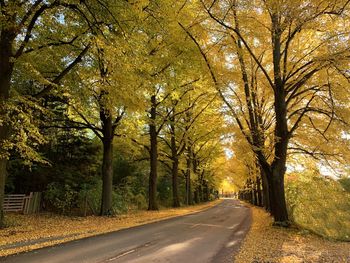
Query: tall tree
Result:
<box><xmin>182</xmin><ymin>0</ymin><xmax>350</xmax><ymax>224</ymax></box>
<box><xmin>0</xmin><ymin>0</ymin><xmax>94</xmax><ymax>227</ymax></box>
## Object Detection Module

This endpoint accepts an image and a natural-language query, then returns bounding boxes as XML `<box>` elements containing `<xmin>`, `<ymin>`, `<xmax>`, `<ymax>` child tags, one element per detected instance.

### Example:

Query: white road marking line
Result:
<box><xmin>108</xmin><ymin>249</ymin><xmax>135</xmax><ymax>261</ymax></box>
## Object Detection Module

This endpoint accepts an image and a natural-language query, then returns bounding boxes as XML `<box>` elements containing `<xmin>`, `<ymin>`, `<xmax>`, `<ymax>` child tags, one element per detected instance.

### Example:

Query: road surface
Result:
<box><xmin>1</xmin><ymin>199</ymin><xmax>251</xmax><ymax>263</ymax></box>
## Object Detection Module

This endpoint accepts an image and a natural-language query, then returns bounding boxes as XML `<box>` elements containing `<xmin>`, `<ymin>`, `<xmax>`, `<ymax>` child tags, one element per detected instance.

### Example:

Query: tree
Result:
<box><xmin>60</xmin><ymin>24</ymin><xmax>144</xmax><ymax>214</ymax></box>
<box><xmin>0</xmin><ymin>0</ymin><xmax>95</xmax><ymax>227</ymax></box>
<box><xmin>182</xmin><ymin>0</ymin><xmax>350</xmax><ymax>224</ymax></box>
<box><xmin>161</xmin><ymin>85</ymin><xmax>217</xmax><ymax>207</ymax></box>
<box><xmin>0</xmin><ymin>0</ymin><xmax>137</xmax><ymax>225</ymax></box>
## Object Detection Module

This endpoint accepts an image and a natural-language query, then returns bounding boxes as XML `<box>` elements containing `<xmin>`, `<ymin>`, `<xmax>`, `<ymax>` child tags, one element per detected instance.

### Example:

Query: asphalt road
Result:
<box><xmin>1</xmin><ymin>199</ymin><xmax>251</xmax><ymax>263</ymax></box>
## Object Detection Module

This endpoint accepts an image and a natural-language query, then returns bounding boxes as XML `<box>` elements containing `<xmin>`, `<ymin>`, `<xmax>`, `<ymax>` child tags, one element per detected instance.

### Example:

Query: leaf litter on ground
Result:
<box><xmin>234</xmin><ymin>206</ymin><xmax>350</xmax><ymax>263</ymax></box>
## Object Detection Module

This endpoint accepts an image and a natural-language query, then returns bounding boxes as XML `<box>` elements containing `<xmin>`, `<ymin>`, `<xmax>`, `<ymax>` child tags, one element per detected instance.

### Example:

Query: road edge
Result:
<box><xmin>0</xmin><ymin>199</ymin><xmax>224</xmax><ymax>258</ymax></box>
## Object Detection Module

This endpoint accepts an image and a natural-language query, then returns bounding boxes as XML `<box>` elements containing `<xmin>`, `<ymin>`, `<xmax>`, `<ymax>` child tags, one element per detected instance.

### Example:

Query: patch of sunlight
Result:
<box><xmin>226</xmin><ymin>240</ymin><xmax>238</xmax><ymax>247</ymax></box>
<box><xmin>158</xmin><ymin>237</ymin><xmax>201</xmax><ymax>253</ymax></box>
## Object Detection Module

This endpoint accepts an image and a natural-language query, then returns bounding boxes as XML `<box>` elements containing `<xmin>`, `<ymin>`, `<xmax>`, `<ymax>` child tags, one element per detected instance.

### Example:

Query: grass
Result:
<box><xmin>0</xmin><ymin>200</ymin><xmax>221</xmax><ymax>257</ymax></box>
<box><xmin>286</xmin><ymin>174</ymin><xmax>350</xmax><ymax>241</ymax></box>
<box><xmin>235</xmin><ymin>206</ymin><xmax>350</xmax><ymax>263</ymax></box>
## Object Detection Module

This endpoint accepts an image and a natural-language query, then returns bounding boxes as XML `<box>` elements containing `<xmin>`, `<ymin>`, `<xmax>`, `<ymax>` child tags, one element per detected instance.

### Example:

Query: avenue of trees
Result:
<box><xmin>1</xmin><ymin>0</ymin><xmax>350</xmax><ymax>228</ymax></box>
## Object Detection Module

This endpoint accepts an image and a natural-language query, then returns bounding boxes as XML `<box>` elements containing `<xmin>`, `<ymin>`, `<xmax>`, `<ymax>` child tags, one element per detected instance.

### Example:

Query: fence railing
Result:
<box><xmin>3</xmin><ymin>192</ymin><xmax>41</xmax><ymax>214</ymax></box>
<box><xmin>3</xmin><ymin>194</ymin><xmax>26</xmax><ymax>212</ymax></box>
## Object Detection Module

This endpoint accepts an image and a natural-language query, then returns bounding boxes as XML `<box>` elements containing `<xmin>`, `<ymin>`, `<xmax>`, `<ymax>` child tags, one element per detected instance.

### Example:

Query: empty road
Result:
<box><xmin>1</xmin><ymin>199</ymin><xmax>251</xmax><ymax>263</ymax></box>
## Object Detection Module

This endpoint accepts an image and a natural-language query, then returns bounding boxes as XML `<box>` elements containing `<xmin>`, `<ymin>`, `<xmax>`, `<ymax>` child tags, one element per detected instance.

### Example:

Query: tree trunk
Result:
<box><xmin>194</xmin><ymin>188</ymin><xmax>199</xmax><ymax>203</ymax></box>
<box><xmin>0</xmin><ymin>160</ymin><xmax>7</xmax><ymax>228</ymax></box>
<box><xmin>270</xmin><ymin>12</ymin><xmax>290</xmax><ymax>225</ymax></box>
<box><xmin>260</xmin><ymin>167</ymin><xmax>270</xmax><ymax>211</ymax></box>
<box><xmin>256</xmin><ymin>176</ymin><xmax>263</xmax><ymax>207</ymax></box>
<box><xmin>100</xmin><ymin>112</ymin><xmax>114</xmax><ymax>216</ymax></box>
<box><xmin>269</xmin><ymin>164</ymin><xmax>289</xmax><ymax>224</ymax></box>
<box><xmin>253</xmin><ymin>182</ymin><xmax>258</xmax><ymax>206</ymax></box>
<box><xmin>148</xmin><ymin>95</ymin><xmax>158</xmax><ymax>210</ymax></box>
<box><xmin>170</xmin><ymin>115</ymin><xmax>180</xmax><ymax>207</ymax></box>
<box><xmin>0</xmin><ymin>29</ymin><xmax>14</xmax><ymax>228</ymax></box>
<box><xmin>185</xmin><ymin>155</ymin><xmax>192</xmax><ymax>205</ymax></box>
<box><xmin>171</xmin><ymin>157</ymin><xmax>180</xmax><ymax>207</ymax></box>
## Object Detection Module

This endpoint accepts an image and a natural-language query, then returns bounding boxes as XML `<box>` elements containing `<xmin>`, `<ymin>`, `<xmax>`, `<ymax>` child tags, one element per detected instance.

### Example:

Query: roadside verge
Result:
<box><xmin>234</xmin><ymin>206</ymin><xmax>350</xmax><ymax>262</ymax></box>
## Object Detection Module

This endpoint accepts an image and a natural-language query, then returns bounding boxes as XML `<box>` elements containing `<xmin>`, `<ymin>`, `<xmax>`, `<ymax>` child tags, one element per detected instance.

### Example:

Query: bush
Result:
<box><xmin>45</xmin><ymin>178</ymin><xmax>147</xmax><ymax>216</ymax></box>
<box><xmin>77</xmin><ymin>180</ymin><xmax>130</xmax><ymax>215</ymax></box>
<box><xmin>77</xmin><ymin>182</ymin><xmax>102</xmax><ymax>215</ymax></box>
<box><xmin>45</xmin><ymin>182</ymin><xmax>77</xmax><ymax>214</ymax></box>
<box><xmin>130</xmin><ymin>193</ymin><xmax>148</xmax><ymax>210</ymax></box>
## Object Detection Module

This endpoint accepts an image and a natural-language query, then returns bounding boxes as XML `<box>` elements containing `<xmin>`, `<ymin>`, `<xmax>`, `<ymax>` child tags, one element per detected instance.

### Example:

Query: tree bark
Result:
<box><xmin>0</xmin><ymin>160</ymin><xmax>7</xmax><ymax>228</ymax></box>
<box><xmin>269</xmin><ymin>164</ymin><xmax>289</xmax><ymax>224</ymax></box>
<box><xmin>100</xmin><ymin>111</ymin><xmax>114</xmax><ymax>216</ymax></box>
<box><xmin>268</xmin><ymin>13</ymin><xmax>289</xmax><ymax>224</ymax></box>
<box><xmin>253</xmin><ymin>182</ymin><xmax>259</xmax><ymax>206</ymax></box>
<box><xmin>185</xmin><ymin>152</ymin><xmax>192</xmax><ymax>205</ymax></box>
<box><xmin>170</xmin><ymin>115</ymin><xmax>180</xmax><ymax>207</ymax></box>
<box><xmin>260</xmin><ymin>167</ymin><xmax>270</xmax><ymax>211</ymax></box>
<box><xmin>148</xmin><ymin>95</ymin><xmax>158</xmax><ymax>210</ymax></box>
<box><xmin>256</xmin><ymin>176</ymin><xmax>263</xmax><ymax>207</ymax></box>
<box><xmin>171</xmin><ymin>157</ymin><xmax>180</xmax><ymax>207</ymax></box>
<box><xmin>0</xmin><ymin>27</ymin><xmax>15</xmax><ymax>227</ymax></box>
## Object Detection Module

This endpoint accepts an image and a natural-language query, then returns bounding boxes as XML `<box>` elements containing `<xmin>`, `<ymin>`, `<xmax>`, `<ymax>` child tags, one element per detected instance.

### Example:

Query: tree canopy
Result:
<box><xmin>1</xmin><ymin>0</ymin><xmax>350</xmax><ymax>227</ymax></box>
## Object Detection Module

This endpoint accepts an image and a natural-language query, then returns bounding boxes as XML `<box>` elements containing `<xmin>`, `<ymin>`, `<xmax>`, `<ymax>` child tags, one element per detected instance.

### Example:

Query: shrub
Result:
<box><xmin>45</xmin><ymin>182</ymin><xmax>77</xmax><ymax>214</ymax></box>
<box><xmin>77</xmin><ymin>180</ymin><xmax>130</xmax><ymax>215</ymax></box>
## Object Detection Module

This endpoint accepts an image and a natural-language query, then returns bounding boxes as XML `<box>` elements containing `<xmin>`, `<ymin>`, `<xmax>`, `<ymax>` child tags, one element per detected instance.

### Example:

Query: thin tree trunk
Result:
<box><xmin>100</xmin><ymin>112</ymin><xmax>114</xmax><ymax>216</ymax></box>
<box><xmin>253</xmin><ymin>181</ymin><xmax>258</xmax><ymax>206</ymax></box>
<box><xmin>170</xmin><ymin>115</ymin><xmax>180</xmax><ymax>207</ymax></box>
<box><xmin>194</xmin><ymin>188</ymin><xmax>199</xmax><ymax>203</ymax></box>
<box><xmin>148</xmin><ymin>95</ymin><xmax>158</xmax><ymax>210</ymax></box>
<box><xmin>171</xmin><ymin>157</ymin><xmax>180</xmax><ymax>207</ymax></box>
<box><xmin>185</xmin><ymin>150</ymin><xmax>192</xmax><ymax>205</ymax></box>
<box><xmin>257</xmin><ymin>176</ymin><xmax>263</xmax><ymax>207</ymax></box>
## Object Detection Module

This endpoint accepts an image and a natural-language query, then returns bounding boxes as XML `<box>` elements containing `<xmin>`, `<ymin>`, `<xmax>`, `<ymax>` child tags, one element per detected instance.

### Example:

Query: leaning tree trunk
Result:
<box><xmin>0</xmin><ymin>30</ymin><xmax>14</xmax><ymax>228</ymax></box>
<box><xmin>100</xmin><ymin>111</ymin><xmax>114</xmax><ymax>216</ymax></box>
<box><xmin>148</xmin><ymin>95</ymin><xmax>158</xmax><ymax>210</ymax></box>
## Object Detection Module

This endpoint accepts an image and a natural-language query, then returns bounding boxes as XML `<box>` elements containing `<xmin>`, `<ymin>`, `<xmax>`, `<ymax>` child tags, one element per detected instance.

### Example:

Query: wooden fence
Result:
<box><xmin>3</xmin><ymin>194</ymin><xmax>25</xmax><ymax>212</ymax></box>
<box><xmin>3</xmin><ymin>192</ymin><xmax>41</xmax><ymax>214</ymax></box>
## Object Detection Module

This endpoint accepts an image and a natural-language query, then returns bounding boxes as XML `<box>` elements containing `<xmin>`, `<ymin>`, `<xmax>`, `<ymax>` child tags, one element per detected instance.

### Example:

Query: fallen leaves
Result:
<box><xmin>234</xmin><ymin>206</ymin><xmax>350</xmax><ymax>263</ymax></box>
<box><xmin>0</xmin><ymin>200</ymin><xmax>221</xmax><ymax>257</ymax></box>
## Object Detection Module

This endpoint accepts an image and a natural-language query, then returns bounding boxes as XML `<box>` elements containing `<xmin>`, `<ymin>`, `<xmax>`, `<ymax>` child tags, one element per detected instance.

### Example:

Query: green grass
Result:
<box><xmin>286</xmin><ymin>174</ymin><xmax>350</xmax><ymax>241</ymax></box>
